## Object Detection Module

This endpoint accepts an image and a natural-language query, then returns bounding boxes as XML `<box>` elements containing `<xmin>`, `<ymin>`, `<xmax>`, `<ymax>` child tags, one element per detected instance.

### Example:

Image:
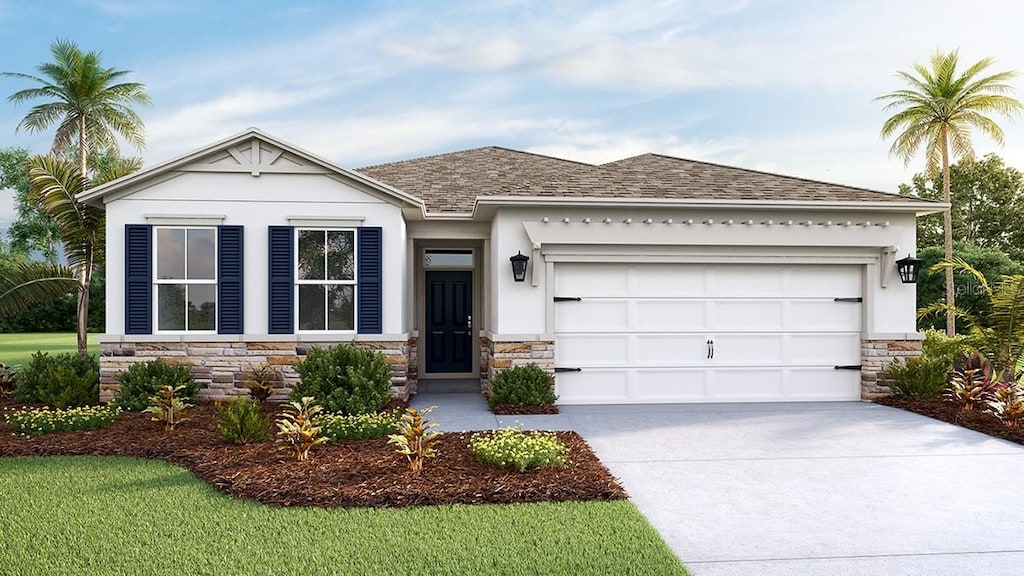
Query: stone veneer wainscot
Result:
<box><xmin>860</xmin><ymin>338</ymin><xmax>923</xmax><ymax>399</ymax></box>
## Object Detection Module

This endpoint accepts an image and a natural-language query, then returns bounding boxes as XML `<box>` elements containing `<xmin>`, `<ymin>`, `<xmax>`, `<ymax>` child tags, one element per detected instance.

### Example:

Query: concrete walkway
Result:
<box><xmin>412</xmin><ymin>388</ymin><xmax>1024</xmax><ymax>576</ymax></box>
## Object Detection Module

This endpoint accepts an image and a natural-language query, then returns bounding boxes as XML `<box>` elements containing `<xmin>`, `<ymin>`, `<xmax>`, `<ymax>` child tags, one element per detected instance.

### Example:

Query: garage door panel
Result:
<box><xmin>634</xmin><ymin>334</ymin><xmax>711</xmax><ymax>364</ymax></box>
<box><xmin>555</xmin><ymin>300</ymin><xmax>630</xmax><ymax>331</ymax></box>
<box><xmin>556</xmin><ymin>264</ymin><xmax>629</xmax><ymax>297</ymax></box>
<box><xmin>633</xmin><ymin>369</ymin><xmax>708</xmax><ymax>402</ymax></box>
<box><xmin>555</xmin><ymin>370</ymin><xmax>628</xmax><ymax>404</ymax></box>
<box><xmin>558</xmin><ymin>334</ymin><xmax>629</xmax><ymax>365</ymax></box>
<box><xmin>712</xmin><ymin>266</ymin><xmax>785</xmax><ymax>296</ymax></box>
<box><xmin>788</xmin><ymin>300</ymin><xmax>862</xmax><ymax>331</ymax></box>
<box><xmin>786</xmin><ymin>368</ymin><xmax>861</xmax><ymax>399</ymax></box>
<box><xmin>711</xmin><ymin>368</ymin><xmax>785</xmax><ymax>400</ymax></box>
<box><xmin>631</xmin><ymin>266</ymin><xmax>707</xmax><ymax>297</ymax></box>
<box><xmin>635</xmin><ymin>300</ymin><xmax>707</xmax><ymax>331</ymax></box>
<box><xmin>713</xmin><ymin>300</ymin><xmax>785</xmax><ymax>330</ymax></box>
<box><xmin>785</xmin><ymin>266</ymin><xmax>860</xmax><ymax>296</ymax></box>
<box><xmin>788</xmin><ymin>334</ymin><xmax>860</xmax><ymax>364</ymax></box>
<box><xmin>713</xmin><ymin>334</ymin><xmax>786</xmax><ymax>364</ymax></box>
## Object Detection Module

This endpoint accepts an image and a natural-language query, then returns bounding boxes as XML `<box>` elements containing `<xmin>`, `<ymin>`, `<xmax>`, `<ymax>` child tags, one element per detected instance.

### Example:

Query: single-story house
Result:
<box><xmin>81</xmin><ymin>128</ymin><xmax>943</xmax><ymax>405</ymax></box>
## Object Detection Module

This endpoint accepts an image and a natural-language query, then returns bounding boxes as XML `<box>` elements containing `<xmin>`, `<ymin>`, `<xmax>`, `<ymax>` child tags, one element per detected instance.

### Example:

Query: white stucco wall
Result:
<box><xmin>104</xmin><ymin>170</ymin><xmax>408</xmax><ymax>337</ymax></box>
<box><xmin>489</xmin><ymin>206</ymin><xmax>920</xmax><ymax>340</ymax></box>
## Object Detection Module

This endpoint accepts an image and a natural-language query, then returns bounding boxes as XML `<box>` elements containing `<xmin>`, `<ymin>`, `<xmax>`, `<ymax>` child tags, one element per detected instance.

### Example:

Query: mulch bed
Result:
<box><xmin>875</xmin><ymin>396</ymin><xmax>1024</xmax><ymax>446</ymax></box>
<box><xmin>489</xmin><ymin>403</ymin><xmax>560</xmax><ymax>415</ymax></box>
<box><xmin>0</xmin><ymin>398</ymin><xmax>625</xmax><ymax>508</ymax></box>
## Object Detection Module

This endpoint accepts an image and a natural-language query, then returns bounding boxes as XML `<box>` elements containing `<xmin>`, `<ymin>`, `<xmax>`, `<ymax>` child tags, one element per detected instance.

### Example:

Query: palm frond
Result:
<box><xmin>0</xmin><ymin>261</ymin><xmax>79</xmax><ymax>320</ymax></box>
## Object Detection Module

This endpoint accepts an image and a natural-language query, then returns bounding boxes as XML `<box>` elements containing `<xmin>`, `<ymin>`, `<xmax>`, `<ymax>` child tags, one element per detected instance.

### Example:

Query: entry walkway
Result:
<box><xmin>412</xmin><ymin>387</ymin><xmax>1024</xmax><ymax>576</ymax></box>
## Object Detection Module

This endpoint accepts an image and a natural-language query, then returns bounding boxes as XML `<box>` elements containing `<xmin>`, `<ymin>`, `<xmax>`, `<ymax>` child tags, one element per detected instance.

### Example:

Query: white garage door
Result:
<box><xmin>554</xmin><ymin>263</ymin><xmax>862</xmax><ymax>404</ymax></box>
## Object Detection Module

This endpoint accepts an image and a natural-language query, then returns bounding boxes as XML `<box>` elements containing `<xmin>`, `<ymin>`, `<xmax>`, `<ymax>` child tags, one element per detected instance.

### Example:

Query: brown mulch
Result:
<box><xmin>489</xmin><ymin>403</ymin><xmax>560</xmax><ymax>415</ymax></box>
<box><xmin>875</xmin><ymin>396</ymin><xmax>1024</xmax><ymax>446</ymax></box>
<box><xmin>0</xmin><ymin>398</ymin><xmax>625</xmax><ymax>508</ymax></box>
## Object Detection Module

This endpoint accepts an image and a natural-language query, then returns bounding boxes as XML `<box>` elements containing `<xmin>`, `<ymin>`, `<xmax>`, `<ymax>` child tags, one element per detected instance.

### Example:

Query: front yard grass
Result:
<box><xmin>0</xmin><ymin>456</ymin><xmax>689</xmax><ymax>576</ymax></box>
<box><xmin>0</xmin><ymin>332</ymin><xmax>99</xmax><ymax>366</ymax></box>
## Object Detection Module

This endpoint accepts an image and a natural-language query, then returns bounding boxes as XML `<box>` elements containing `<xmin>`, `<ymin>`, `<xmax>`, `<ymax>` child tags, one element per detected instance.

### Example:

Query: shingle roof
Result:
<box><xmin>357</xmin><ymin>146</ymin><xmax>934</xmax><ymax>215</ymax></box>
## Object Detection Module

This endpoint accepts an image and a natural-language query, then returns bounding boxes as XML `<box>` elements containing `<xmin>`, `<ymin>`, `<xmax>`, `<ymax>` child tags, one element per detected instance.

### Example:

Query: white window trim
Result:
<box><xmin>294</xmin><ymin>228</ymin><xmax>358</xmax><ymax>333</ymax></box>
<box><xmin>153</xmin><ymin>226</ymin><xmax>218</xmax><ymax>334</ymax></box>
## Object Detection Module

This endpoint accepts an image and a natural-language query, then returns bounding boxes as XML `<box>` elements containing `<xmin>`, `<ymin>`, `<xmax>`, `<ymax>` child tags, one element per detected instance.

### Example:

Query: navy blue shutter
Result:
<box><xmin>268</xmin><ymin>226</ymin><xmax>294</xmax><ymax>334</ymax></box>
<box><xmin>217</xmin><ymin>226</ymin><xmax>244</xmax><ymax>334</ymax></box>
<box><xmin>124</xmin><ymin>224</ymin><xmax>152</xmax><ymax>334</ymax></box>
<box><xmin>357</xmin><ymin>227</ymin><xmax>382</xmax><ymax>334</ymax></box>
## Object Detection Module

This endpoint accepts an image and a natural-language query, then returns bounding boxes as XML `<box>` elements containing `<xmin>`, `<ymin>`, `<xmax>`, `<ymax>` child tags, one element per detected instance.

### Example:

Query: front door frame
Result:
<box><xmin>415</xmin><ymin>241</ymin><xmax>482</xmax><ymax>378</ymax></box>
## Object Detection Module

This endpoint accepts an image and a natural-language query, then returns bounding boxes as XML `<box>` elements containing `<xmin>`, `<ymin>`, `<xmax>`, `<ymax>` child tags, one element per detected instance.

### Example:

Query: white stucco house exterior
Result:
<box><xmin>81</xmin><ymin>128</ymin><xmax>943</xmax><ymax>405</ymax></box>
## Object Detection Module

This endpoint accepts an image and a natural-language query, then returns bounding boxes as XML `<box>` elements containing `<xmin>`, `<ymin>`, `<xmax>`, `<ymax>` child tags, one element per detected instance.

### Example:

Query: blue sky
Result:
<box><xmin>2</xmin><ymin>0</ymin><xmax>1024</xmax><ymax>228</ymax></box>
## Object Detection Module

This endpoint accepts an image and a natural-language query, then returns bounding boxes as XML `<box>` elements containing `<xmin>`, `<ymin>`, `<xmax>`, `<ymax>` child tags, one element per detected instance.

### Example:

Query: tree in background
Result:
<box><xmin>900</xmin><ymin>154</ymin><xmax>1024</xmax><ymax>261</ymax></box>
<box><xmin>4</xmin><ymin>38</ymin><xmax>150</xmax><ymax>178</ymax></box>
<box><xmin>0</xmin><ymin>147</ymin><xmax>59</xmax><ymax>261</ymax></box>
<box><xmin>878</xmin><ymin>49</ymin><xmax>1022</xmax><ymax>336</ymax></box>
<box><xmin>916</xmin><ymin>242</ymin><xmax>1023</xmax><ymax>332</ymax></box>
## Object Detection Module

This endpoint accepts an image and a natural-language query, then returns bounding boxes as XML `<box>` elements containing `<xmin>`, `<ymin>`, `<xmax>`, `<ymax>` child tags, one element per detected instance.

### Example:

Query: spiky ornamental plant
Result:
<box><xmin>388</xmin><ymin>406</ymin><xmax>440</xmax><ymax>474</ymax></box>
<box><xmin>945</xmin><ymin>352</ymin><xmax>1012</xmax><ymax>412</ymax></box>
<box><xmin>987</xmin><ymin>384</ymin><xmax>1024</xmax><ymax>428</ymax></box>
<box><xmin>144</xmin><ymin>384</ymin><xmax>191</xmax><ymax>431</ymax></box>
<box><xmin>275</xmin><ymin>397</ymin><xmax>327</xmax><ymax>461</ymax></box>
<box><xmin>879</xmin><ymin>50</ymin><xmax>1023</xmax><ymax>336</ymax></box>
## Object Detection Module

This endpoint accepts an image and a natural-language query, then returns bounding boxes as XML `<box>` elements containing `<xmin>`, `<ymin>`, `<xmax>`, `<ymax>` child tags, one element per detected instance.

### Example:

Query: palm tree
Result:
<box><xmin>4</xmin><ymin>38</ymin><xmax>150</xmax><ymax>177</ymax></box>
<box><xmin>878</xmin><ymin>49</ymin><xmax>1022</xmax><ymax>336</ymax></box>
<box><xmin>27</xmin><ymin>155</ymin><xmax>141</xmax><ymax>354</ymax></box>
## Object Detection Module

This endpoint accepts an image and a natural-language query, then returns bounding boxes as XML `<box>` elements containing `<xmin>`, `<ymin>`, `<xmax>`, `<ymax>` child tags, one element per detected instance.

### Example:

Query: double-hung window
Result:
<box><xmin>296</xmin><ymin>229</ymin><xmax>356</xmax><ymax>331</ymax></box>
<box><xmin>154</xmin><ymin>227</ymin><xmax>217</xmax><ymax>332</ymax></box>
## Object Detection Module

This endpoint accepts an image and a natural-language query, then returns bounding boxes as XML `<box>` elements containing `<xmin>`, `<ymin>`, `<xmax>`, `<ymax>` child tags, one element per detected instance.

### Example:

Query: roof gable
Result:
<box><xmin>79</xmin><ymin>128</ymin><xmax>422</xmax><ymax>208</ymax></box>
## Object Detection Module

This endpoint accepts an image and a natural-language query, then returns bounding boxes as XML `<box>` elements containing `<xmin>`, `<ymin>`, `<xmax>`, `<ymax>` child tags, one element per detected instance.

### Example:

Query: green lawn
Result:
<box><xmin>0</xmin><ymin>332</ymin><xmax>99</xmax><ymax>366</ymax></box>
<box><xmin>0</xmin><ymin>456</ymin><xmax>688</xmax><ymax>576</ymax></box>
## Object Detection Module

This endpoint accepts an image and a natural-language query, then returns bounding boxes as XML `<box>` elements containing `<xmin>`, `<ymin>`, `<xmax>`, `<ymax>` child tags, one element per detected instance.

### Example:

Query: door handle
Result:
<box><xmin>467</xmin><ymin>315</ymin><xmax>472</xmax><ymax>330</ymax></box>
<box><xmin>706</xmin><ymin>339</ymin><xmax>714</xmax><ymax>359</ymax></box>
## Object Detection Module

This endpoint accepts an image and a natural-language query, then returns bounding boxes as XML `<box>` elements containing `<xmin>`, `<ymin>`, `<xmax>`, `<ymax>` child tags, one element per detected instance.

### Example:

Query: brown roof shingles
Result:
<box><xmin>357</xmin><ymin>146</ymin><xmax>932</xmax><ymax>215</ymax></box>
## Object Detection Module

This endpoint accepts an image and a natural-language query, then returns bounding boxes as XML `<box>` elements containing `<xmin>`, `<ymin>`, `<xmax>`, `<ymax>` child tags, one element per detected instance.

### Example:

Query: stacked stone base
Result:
<box><xmin>480</xmin><ymin>338</ymin><xmax>554</xmax><ymax>395</ymax></box>
<box><xmin>861</xmin><ymin>338</ymin><xmax>923</xmax><ymax>399</ymax></box>
<box><xmin>100</xmin><ymin>339</ymin><xmax>416</xmax><ymax>404</ymax></box>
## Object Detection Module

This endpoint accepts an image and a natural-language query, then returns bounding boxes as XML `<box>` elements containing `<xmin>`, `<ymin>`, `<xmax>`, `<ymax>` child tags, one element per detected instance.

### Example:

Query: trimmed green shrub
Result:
<box><xmin>4</xmin><ymin>404</ymin><xmax>120</xmax><ymax>437</ymax></box>
<box><xmin>488</xmin><ymin>364</ymin><xmax>557</xmax><ymax>407</ymax></box>
<box><xmin>292</xmin><ymin>343</ymin><xmax>392</xmax><ymax>415</ymax></box>
<box><xmin>14</xmin><ymin>352</ymin><xmax>99</xmax><ymax>407</ymax></box>
<box><xmin>215</xmin><ymin>399</ymin><xmax>271</xmax><ymax>444</ymax></box>
<box><xmin>921</xmin><ymin>329</ymin><xmax>969</xmax><ymax>368</ymax></box>
<box><xmin>469</xmin><ymin>427</ymin><xmax>567</xmax><ymax>472</ymax></box>
<box><xmin>114</xmin><ymin>359</ymin><xmax>196</xmax><ymax>411</ymax></box>
<box><xmin>320</xmin><ymin>411</ymin><xmax>400</xmax><ymax>441</ymax></box>
<box><xmin>886</xmin><ymin>356</ymin><xmax>950</xmax><ymax>401</ymax></box>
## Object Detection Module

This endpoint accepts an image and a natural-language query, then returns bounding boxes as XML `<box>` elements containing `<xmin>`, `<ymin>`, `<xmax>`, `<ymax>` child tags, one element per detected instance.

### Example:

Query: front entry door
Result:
<box><xmin>425</xmin><ymin>271</ymin><xmax>473</xmax><ymax>373</ymax></box>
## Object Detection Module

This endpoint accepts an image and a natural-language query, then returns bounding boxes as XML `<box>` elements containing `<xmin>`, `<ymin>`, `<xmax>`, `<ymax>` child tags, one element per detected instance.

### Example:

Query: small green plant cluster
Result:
<box><xmin>243</xmin><ymin>362</ymin><xmax>279</xmax><ymax>402</ymax></box>
<box><xmin>887</xmin><ymin>356</ymin><xmax>950</xmax><ymax>401</ymax></box>
<box><xmin>0</xmin><ymin>363</ymin><xmax>16</xmax><ymax>395</ymax></box>
<box><xmin>469</xmin><ymin>427</ymin><xmax>567</xmax><ymax>472</ymax></box>
<box><xmin>114</xmin><ymin>359</ymin><xmax>197</xmax><ymax>411</ymax></box>
<box><xmin>144</xmin><ymin>385</ymin><xmax>191</xmax><ymax>431</ymax></box>
<box><xmin>276</xmin><ymin>397</ymin><xmax>327</xmax><ymax>461</ymax></box>
<box><xmin>488</xmin><ymin>364</ymin><xmax>557</xmax><ymax>408</ymax></box>
<box><xmin>14</xmin><ymin>352</ymin><xmax>99</xmax><ymax>408</ymax></box>
<box><xmin>4</xmin><ymin>405</ymin><xmax>120</xmax><ymax>437</ymax></box>
<box><xmin>215</xmin><ymin>400</ymin><xmax>271</xmax><ymax>444</ymax></box>
<box><xmin>319</xmin><ymin>411</ymin><xmax>400</xmax><ymax>441</ymax></box>
<box><xmin>292</xmin><ymin>343</ymin><xmax>392</xmax><ymax>415</ymax></box>
<box><xmin>388</xmin><ymin>406</ymin><xmax>440</xmax><ymax>473</ymax></box>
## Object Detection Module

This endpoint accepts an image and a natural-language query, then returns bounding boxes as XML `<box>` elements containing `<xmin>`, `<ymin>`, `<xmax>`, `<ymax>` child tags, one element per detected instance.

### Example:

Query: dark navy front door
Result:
<box><xmin>425</xmin><ymin>271</ymin><xmax>473</xmax><ymax>373</ymax></box>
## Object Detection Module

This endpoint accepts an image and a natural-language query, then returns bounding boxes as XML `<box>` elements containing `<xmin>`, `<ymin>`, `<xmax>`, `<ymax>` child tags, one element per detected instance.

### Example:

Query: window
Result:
<box><xmin>154</xmin><ymin>227</ymin><xmax>217</xmax><ymax>331</ymax></box>
<box><xmin>296</xmin><ymin>229</ymin><xmax>355</xmax><ymax>331</ymax></box>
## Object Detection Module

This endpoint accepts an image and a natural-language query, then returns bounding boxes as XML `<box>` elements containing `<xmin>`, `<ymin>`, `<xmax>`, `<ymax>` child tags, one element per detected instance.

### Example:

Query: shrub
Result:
<box><xmin>488</xmin><ymin>364</ymin><xmax>557</xmax><ymax>408</ymax></box>
<box><xmin>144</xmin><ymin>385</ymin><xmax>191</xmax><ymax>431</ymax></box>
<box><xmin>14</xmin><ymin>352</ymin><xmax>99</xmax><ymax>406</ymax></box>
<box><xmin>292</xmin><ymin>343</ymin><xmax>392</xmax><ymax>415</ymax></box>
<box><xmin>215</xmin><ymin>400</ymin><xmax>271</xmax><ymax>444</ymax></box>
<box><xmin>276</xmin><ymin>397</ymin><xmax>327</xmax><ymax>461</ymax></box>
<box><xmin>114</xmin><ymin>359</ymin><xmax>196</xmax><ymax>411</ymax></box>
<box><xmin>469</xmin><ymin>428</ymin><xmax>567</xmax><ymax>472</ymax></box>
<box><xmin>388</xmin><ymin>406</ymin><xmax>440</xmax><ymax>474</ymax></box>
<box><xmin>921</xmin><ymin>329</ymin><xmax>969</xmax><ymax>367</ymax></box>
<box><xmin>987</xmin><ymin>385</ymin><xmax>1024</xmax><ymax>428</ymax></box>
<box><xmin>242</xmin><ymin>362</ymin><xmax>279</xmax><ymax>402</ymax></box>
<box><xmin>887</xmin><ymin>356</ymin><xmax>949</xmax><ymax>401</ymax></box>
<box><xmin>0</xmin><ymin>363</ymin><xmax>16</xmax><ymax>395</ymax></box>
<box><xmin>319</xmin><ymin>411</ymin><xmax>400</xmax><ymax>441</ymax></box>
<box><xmin>4</xmin><ymin>405</ymin><xmax>120</xmax><ymax>437</ymax></box>
<box><xmin>945</xmin><ymin>352</ymin><xmax>1011</xmax><ymax>412</ymax></box>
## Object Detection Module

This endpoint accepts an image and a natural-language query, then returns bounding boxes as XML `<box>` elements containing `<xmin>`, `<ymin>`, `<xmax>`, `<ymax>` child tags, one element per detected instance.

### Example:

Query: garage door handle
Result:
<box><xmin>834</xmin><ymin>365</ymin><xmax>862</xmax><ymax>370</ymax></box>
<box><xmin>834</xmin><ymin>297</ymin><xmax>863</xmax><ymax>302</ymax></box>
<box><xmin>707</xmin><ymin>339</ymin><xmax>714</xmax><ymax>359</ymax></box>
<box><xmin>554</xmin><ymin>367</ymin><xmax>582</xmax><ymax>373</ymax></box>
<box><xmin>554</xmin><ymin>297</ymin><xmax>582</xmax><ymax>302</ymax></box>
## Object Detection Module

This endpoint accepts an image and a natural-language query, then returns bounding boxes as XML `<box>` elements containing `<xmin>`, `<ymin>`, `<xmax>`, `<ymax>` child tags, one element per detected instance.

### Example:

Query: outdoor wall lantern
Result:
<box><xmin>510</xmin><ymin>251</ymin><xmax>530</xmax><ymax>282</ymax></box>
<box><xmin>896</xmin><ymin>255</ymin><xmax>922</xmax><ymax>284</ymax></box>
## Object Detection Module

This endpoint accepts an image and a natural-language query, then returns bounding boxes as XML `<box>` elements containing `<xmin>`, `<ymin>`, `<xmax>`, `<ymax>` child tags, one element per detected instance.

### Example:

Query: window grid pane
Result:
<box><xmin>295</xmin><ymin>228</ymin><xmax>357</xmax><ymax>331</ymax></box>
<box><xmin>154</xmin><ymin>227</ymin><xmax>217</xmax><ymax>332</ymax></box>
<box><xmin>186</xmin><ymin>228</ymin><xmax>216</xmax><ymax>280</ymax></box>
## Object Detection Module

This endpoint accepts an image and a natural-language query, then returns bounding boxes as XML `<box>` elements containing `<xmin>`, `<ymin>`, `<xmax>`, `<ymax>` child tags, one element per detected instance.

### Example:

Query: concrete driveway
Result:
<box><xmin>413</xmin><ymin>393</ymin><xmax>1024</xmax><ymax>575</ymax></box>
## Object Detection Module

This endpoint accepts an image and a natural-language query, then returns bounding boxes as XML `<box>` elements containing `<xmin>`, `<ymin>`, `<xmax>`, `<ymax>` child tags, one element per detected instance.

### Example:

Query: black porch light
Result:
<box><xmin>896</xmin><ymin>255</ymin><xmax>922</xmax><ymax>284</ymax></box>
<box><xmin>510</xmin><ymin>251</ymin><xmax>530</xmax><ymax>282</ymax></box>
